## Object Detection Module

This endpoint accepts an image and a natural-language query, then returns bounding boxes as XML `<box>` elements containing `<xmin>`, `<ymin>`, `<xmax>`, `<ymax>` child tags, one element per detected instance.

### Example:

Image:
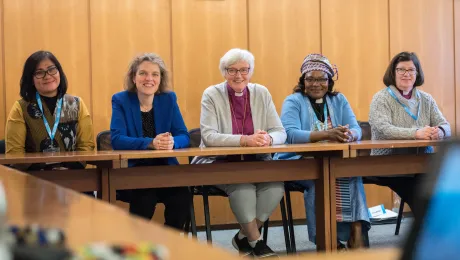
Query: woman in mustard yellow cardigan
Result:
<box><xmin>5</xmin><ymin>50</ymin><xmax>94</xmax><ymax>171</ymax></box>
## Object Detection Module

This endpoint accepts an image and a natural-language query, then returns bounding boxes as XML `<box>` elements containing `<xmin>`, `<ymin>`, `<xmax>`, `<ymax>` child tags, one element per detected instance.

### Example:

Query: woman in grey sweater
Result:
<box><xmin>192</xmin><ymin>48</ymin><xmax>286</xmax><ymax>258</ymax></box>
<box><xmin>368</xmin><ymin>52</ymin><xmax>450</xmax><ymax>217</ymax></box>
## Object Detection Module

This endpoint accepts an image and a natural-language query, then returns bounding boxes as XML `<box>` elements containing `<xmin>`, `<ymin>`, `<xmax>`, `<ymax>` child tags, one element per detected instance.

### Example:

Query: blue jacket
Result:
<box><xmin>110</xmin><ymin>91</ymin><xmax>190</xmax><ymax>167</ymax></box>
<box><xmin>275</xmin><ymin>92</ymin><xmax>361</xmax><ymax>160</ymax></box>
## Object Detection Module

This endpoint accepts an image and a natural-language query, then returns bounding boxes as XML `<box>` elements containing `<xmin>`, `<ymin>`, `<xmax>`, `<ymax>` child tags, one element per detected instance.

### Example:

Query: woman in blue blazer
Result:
<box><xmin>110</xmin><ymin>53</ymin><xmax>190</xmax><ymax>231</ymax></box>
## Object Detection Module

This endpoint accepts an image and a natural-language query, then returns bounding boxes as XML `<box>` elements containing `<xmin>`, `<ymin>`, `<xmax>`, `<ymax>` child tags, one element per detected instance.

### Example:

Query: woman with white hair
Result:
<box><xmin>192</xmin><ymin>48</ymin><xmax>286</xmax><ymax>258</ymax></box>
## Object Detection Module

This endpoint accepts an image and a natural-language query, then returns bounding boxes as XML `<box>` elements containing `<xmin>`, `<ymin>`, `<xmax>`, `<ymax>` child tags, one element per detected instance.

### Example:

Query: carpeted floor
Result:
<box><xmin>189</xmin><ymin>218</ymin><xmax>412</xmax><ymax>256</ymax></box>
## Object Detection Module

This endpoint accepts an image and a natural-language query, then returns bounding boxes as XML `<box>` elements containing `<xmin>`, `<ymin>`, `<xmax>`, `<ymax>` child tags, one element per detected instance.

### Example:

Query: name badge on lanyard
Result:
<box><xmin>387</xmin><ymin>87</ymin><xmax>420</xmax><ymax>121</ymax></box>
<box><xmin>313</xmin><ymin>103</ymin><xmax>328</xmax><ymax>131</ymax></box>
<box><xmin>36</xmin><ymin>92</ymin><xmax>63</xmax><ymax>153</ymax></box>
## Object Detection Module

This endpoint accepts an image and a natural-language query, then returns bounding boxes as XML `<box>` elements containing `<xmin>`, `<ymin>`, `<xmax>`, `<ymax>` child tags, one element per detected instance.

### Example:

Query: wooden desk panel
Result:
<box><xmin>330</xmin><ymin>154</ymin><xmax>430</xmax><ymax>178</ymax></box>
<box><xmin>1</xmin><ymin>165</ymin><xmax>239</xmax><ymax>260</ymax></box>
<box><xmin>28</xmin><ymin>169</ymin><xmax>101</xmax><ymax>191</ymax></box>
<box><xmin>110</xmin><ymin>159</ymin><xmax>320</xmax><ymax>190</ymax></box>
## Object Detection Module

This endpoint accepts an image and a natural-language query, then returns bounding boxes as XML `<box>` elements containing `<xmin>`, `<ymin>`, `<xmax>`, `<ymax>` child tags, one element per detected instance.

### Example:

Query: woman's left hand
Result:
<box><xmin>338</xmin><ymin>125</ymin><xmax>354</xmax><ymax>143</ymax></box>
<box><xmin>430</xmin><ymin>127</ymin><xmax>444</xmax><ymax>140</ymax></box>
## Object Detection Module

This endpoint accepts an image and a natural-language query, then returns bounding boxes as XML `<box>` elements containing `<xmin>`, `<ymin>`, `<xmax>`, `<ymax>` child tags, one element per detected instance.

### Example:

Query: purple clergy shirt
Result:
<box><xmin>397</xmin><ymin>88</ymin><xmax>413</xmax><ymax>100</ymax></box>
<box><xmin>227</xmin><ymin>84</ymin><xmax>254</xmax><ymax>136</ymax></box>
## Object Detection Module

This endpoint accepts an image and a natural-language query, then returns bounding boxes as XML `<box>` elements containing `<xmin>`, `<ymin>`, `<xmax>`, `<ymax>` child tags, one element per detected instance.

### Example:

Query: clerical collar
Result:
<box><xmin>307</xmin><ymin>95</ymin><xmax>324</xmax><ymax>104</ymax></box>
<box><xmin>226</xmin><ymin>84</ymin><xmax>247</xmax><ymax>97</ymax></box>
<box><xmin>397</xmin><ymin>88</ymin><xmax>413</xmax><ymax>100</ymax></box>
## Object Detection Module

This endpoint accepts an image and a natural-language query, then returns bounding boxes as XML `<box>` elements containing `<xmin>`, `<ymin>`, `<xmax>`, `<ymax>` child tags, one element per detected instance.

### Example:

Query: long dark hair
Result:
<box><xmin>293</xmin><ymin>72</ymin><xmax>339</xmax><ymax>96</ymax></box>
<box><xmin>20</xmin><ymin>51</ymin><xmax>68</xmax><ymax>101</ymax></box>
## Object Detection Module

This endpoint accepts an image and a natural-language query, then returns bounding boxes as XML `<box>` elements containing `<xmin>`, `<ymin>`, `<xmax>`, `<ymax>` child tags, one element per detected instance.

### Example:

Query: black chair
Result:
<box><xmin>188</xmin><ymin>128</ymin><xmax>291</xmax><ymax>251</ymax></box>
<box><xmin>358</xmin><ymin>121</ymin><xmax>404</xmax><ymax>237</ymax></box>
<box><xmin>187</xmin><ymin>128</ymin><xmax>239</xmax><ymax>242</ymax></box>
<box><xmin>280</xmin><ymin>182</ymin><xmax>305</xmax><ymax>253</ymax></box>
<box><xmin>96</xmin><ymin>130</ymin><xmax>112</xmax><ymax>151</ymax></box>
<box><xmin>96</xmin><ymin>130</ymin><xmax>196</xmax><ymax>235</ymax></box>
<box><xmin>0</xmin><ymin>140</ymin><xmax>5</xmax><ymax>154</ymax></box>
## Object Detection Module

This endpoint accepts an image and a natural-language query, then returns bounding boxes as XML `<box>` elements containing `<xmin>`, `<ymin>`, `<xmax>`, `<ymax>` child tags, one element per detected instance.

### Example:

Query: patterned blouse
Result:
<box><xmin>5</xmin><ymin>94</ymin><xmax>95</xmax><ymax>153</ymax></box>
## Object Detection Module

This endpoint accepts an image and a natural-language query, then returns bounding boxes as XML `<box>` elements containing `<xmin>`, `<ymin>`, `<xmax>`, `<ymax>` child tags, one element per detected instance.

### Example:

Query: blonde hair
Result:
<box><xmin>124</xmin><ymin>53</ymin><xmax>170</xmax><ymax>93</ymax></box>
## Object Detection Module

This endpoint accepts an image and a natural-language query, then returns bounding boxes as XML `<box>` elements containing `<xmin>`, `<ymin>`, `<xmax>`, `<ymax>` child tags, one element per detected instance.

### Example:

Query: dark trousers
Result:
<box><xmin>129</xmin><ymin>187</ymin><xmax>191</xmax><ymax>231</ymax></box>
<box><xmin>364</xmin><ymin>175</ymin><xmax>423</xmax><ymax>219</ymax></box>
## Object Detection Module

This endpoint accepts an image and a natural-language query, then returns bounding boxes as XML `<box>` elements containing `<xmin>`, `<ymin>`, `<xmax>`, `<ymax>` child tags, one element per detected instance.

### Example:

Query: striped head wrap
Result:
<box><xmin>300</xmin><ymin>53</ymin><xmax>338</xmax><ymax>79</ymax></box>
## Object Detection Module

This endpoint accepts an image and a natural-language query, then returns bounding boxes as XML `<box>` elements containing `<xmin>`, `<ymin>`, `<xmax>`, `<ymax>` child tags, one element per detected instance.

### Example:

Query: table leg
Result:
<box><xmin>329</xmin><ymin>163</ymin><xmax>337</xmax><ymax>251</ymax></box>
<box><xmin>99</xmin><ymin>168</ymin><xmax>109</xmax><ymax>202</ymax></box>
<box><xmin>315</xmin><ymin>157</ymin><xmax>332</xmax><ymax>252</ymax></box>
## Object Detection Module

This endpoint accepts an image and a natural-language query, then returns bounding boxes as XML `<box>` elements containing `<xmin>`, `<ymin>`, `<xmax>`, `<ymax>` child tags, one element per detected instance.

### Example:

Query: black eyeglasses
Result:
<box><xmin>33</xmin><ymin>66</ymin><xmax>59</xmax><ymax>79</ymax></box>
<box><xmin>226</xmin><ymin>67</ymin><xmax>250</xmax><ymax>76</ymax></box>
<box><xmin>395</xmin><ymin>68</ymin><xmax>417</xmax><ymax>76</ymax></box>
<box><xmin>304</xmin><ymin>77</ymin><xmax>328</xmax><ymax>85</ymax></box>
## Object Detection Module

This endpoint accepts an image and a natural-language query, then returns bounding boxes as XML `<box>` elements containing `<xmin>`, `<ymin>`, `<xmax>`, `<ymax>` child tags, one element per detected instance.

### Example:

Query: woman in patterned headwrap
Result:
<box><xmin>275</xmin><ymin>53</ymin><xmax>369</xmax><ymax>249</ymax></box>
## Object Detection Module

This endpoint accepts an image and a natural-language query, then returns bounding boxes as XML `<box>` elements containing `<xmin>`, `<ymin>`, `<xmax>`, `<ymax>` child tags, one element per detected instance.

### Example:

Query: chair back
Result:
<box><xmin>0</xmin><ymin>140</ymin><xmax>5</xmax><ymax>154</ymax></box>
<box><xmin>188</xmin><ymin>128</ymin><xmax>201</xmax><ymax>163</ymax></box>
<box><xmin>96</xmin><ymin>130</ymin><xmax>112</xmax><ymax>151</ymax></box>
<box><xmin>189</xmin><ymin>128</ymin><xmax>201</xmax><ymax>148</ymax></box>
<box><xmin>358</xmin><ymin>121</ymin><xmax>372</xmax><ymax>156</ymax></box>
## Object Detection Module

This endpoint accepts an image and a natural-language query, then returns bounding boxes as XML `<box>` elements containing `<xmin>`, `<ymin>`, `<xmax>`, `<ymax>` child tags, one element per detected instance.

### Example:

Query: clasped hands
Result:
<box><xmin>240</xmin><ymin>130</ymin><xmax>273</xmax><ymax>147</ymax></box>
<box><xmin>151</xmin><ymin>132</ymin><xmax>174</xmax><ymax>150</ymax></box>
<box><xmin>415</xmin><ymin>126</ymin><xmax>444</xmax><ymax>140</ymax></box>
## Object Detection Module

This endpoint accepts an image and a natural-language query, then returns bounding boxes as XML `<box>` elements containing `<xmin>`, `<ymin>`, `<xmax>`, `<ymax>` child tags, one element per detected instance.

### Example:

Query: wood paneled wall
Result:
<box><xmin>0</xmin><ymin>0</ymin><xmax>4</xmax><ymax>139</ymax></box>
<box><xmin>172</xmin><ymin>0</ymin><xmax>248</xmax><ymax>128</ymax></box>
<box><xmin>0</xmin><ymin>0</ymin><xmax>457</xmax><ymax>225</ymax></box>
<box><xmin>248</xmin><ymin>0</ymin><xmax>321</xmax><ymax>110</ymax></box>
<box><xmin>3</xmin><ymin>0</ymin><xmax>92</xmax><ymax>120</ymax></box>
<box><xmin>389</xmin><ymin>0</ymin><xmax>455</xmax><ymax>130</ymax></box>
<box><xmin>90</xmin><ymin>0</ymin><xmax>172</xmax><ymax>135</ymax></box>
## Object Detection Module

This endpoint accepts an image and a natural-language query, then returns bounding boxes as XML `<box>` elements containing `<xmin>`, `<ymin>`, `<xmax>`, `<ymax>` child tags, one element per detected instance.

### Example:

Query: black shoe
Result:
<box><xmin>232</xmin><ymin>232</ymin><xmax>253</xmax><ymax>256</ymax></box>
<box><xmin>252</xmin><ymin>241</ymin><xmax>278</xmax><ymax>258</ymax></box>
<box><xmin>337</xmin><ymin>240</ymin><xmax>348</xmax><ymax>252</ymax></box>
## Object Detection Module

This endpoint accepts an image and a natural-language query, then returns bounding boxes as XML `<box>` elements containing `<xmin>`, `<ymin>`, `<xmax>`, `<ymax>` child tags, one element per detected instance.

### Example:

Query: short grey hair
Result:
<box><xmin>219</xmin><ymin>48</ymin><xmax>255</xmax><ymax>77</ymax></box>
<box><xmin>124</xmin><ymin>53</ymin><xmax>170</xmax><ymax>93</ymax></box>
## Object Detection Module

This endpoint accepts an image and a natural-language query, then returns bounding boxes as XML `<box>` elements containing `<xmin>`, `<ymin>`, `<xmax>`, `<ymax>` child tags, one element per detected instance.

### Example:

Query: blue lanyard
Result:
<box><xmin>36</xmin><ymin>92</ymin><xmax>63</xmax><ymax>141</ymax></box>
<box><xmin>312</xmin><ymin>103</ymin><xmax>328</xmax><ymax>131</ymax></box>
<box><xmin>387</xmin><ymin>87</ymin><xmax>420</xmax><ymax>121</ymax></box>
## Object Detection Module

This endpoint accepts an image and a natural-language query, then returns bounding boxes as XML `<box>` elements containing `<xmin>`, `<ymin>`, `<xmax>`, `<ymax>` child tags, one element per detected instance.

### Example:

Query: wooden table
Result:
<box><xmin>0</xmin><ymin>151</ymin><xmax>121</xmax><ymax>201</ymax></box>
<box><xmin>328</xmin><ymin>140</ymin><xmax>442</xmax><ymax>250</ymax></box>
<box><xmin>348</xmin><ymin>140</ymin><xmax>440</xmax><ymax>158</ymax></box>
<box><xmin>0</xmin><ymin>165</ymin><xmax>240</xmax><ymax>259</ymax></box>
<box><xmin>111</xmin><ymin>143</ymin><xmax>350</xmax><ymax>252</ymax></box>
